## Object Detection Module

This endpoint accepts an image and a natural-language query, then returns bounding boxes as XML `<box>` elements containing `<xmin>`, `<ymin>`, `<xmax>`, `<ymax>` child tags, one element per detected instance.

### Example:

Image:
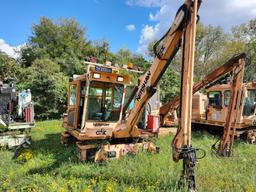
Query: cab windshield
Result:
<box><xmin>243</xmin><ymin>89</ymin><xmax>256</xmax><ymax>116</ymax></box>
<box><xmin>87</xmin><ymin>81</ymin><xmax>124</xmax><ymax>122</ymax></box>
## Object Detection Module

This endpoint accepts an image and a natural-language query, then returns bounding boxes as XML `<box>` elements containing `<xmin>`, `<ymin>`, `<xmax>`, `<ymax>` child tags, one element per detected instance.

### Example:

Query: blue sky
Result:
<box><xmin>0</xmin><ymin>0</ymin><xmax>157</xmax><ymax>54</ymax></box>
<box><xmin>1</xmin><ymin>0</ymin><xmax>256</xmax><ymax>58</ymax></box>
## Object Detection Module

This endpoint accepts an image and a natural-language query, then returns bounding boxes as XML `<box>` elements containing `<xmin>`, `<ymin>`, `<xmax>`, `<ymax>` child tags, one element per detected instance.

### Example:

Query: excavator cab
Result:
<box><xmin>191</xmin><ymin>80</ymin><xmax>256</xmax><ymax>147</ymax></box>
<box><xmin>64</xmin><ymin>62</ymin><xmax>132</xmax><ymax>136</ymax></box>
<box><xmin>62</xmin><ymin>62</ymin><xmax>160</xmax><ymax>162</ymax></box>
<box><xmin>206</xmin><ymin>86</ymin><xmax>230</xmax><ymax>123</ymax></box>
<box><xmin>204</xmin><ymin>83</ymin><xmax>256</xmax><ymax>126</ymax></box>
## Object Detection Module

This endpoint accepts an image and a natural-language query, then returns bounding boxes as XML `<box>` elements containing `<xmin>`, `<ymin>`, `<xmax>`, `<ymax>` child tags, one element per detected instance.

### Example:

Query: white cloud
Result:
<box><xmin>137</xmin><ymin>24</ymin><xmax>160</xmax><ymax>54</ymax></box>
<box><xmin>230</xmin><ymin>0</ymin><xmax>256</xmax><ymax>13</ymax></box>
<box><xmin>229</xmin><ymin>0</ymin><xmax>256</xmax><ymax>16</ymax></box>
<box><xmin>126</xmin><ymin>0</ymin><xmax>165</xmax><ymax>7</ymax></box>
<box><xmin>200</xmin><ymin>0</ymin><xmax>256</xmax><ymax>28</ymax></box>
<box><xmin>127</xmin><ymin>0</ymin><xmax>256</xmax><ymax>54</ymax></box>
<box><xmin>136</xmin><ymin>0</ymin><xmax>175</xmax><ymax>53</ymax></box>
<box><xmin>0</xmin><ymin>39</ymin><xmax>23</xmax><ymax>59</ymax></box>
<box><xmin>126</xmin><ymin>24</ymin><xmax>136</xmax><ymax>31</ymax></box>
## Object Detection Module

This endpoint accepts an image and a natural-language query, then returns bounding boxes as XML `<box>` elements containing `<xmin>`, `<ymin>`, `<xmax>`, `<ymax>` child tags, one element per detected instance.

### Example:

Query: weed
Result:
<box><xmin>0</xmin><ymin>120</ymin><xmax>256</xmax><ymax>191</ymax></box>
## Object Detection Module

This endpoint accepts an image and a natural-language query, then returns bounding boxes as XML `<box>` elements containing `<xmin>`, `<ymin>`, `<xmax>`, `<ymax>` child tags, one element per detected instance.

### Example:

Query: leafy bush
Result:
<box><xmin>21</xmin><ymin>59</ymin><xmax>68</xmax><ymax>119</ymax></box>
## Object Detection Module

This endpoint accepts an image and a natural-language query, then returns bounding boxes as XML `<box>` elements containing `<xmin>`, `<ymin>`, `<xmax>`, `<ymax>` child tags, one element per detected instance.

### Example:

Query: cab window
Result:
<box><xmin>208</xmin><ymin>91</ymin><xmax>222</xmax><ymax>108</ymax></box>
<box><xmin>124</xmin><ymin>86</ymin><xmax>135</xmax><ymax>109</ymax></box>
<box><xmin>87</xmin><ymin>81</ymin><xmax>124</xmax><ymax>122</ymax></box>
<box><xmin>224</xmin><ymin>90</ymin><xmax>230</xmax><ymax>107</ymax></box>
<box><xmin>69</xmin><ymin>84</ymin><xmax>77</xmax><ymax>106</ymax></box>
<box><xmin>243</xmin><ymin>89</ymin><xmax>256</xmax><ymax>116</ymax></box>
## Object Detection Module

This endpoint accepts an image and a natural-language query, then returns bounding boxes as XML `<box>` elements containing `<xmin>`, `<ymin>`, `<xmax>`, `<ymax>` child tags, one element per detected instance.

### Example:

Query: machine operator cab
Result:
<box><xmin>205</xmin><ymin>82</ymin><xmax>256</xmax><ymax>127</ymax></box>
<box><xmin>63</xmin><ymin>62</ymin><xmax>140</xmax><ymax>140</ymax></box>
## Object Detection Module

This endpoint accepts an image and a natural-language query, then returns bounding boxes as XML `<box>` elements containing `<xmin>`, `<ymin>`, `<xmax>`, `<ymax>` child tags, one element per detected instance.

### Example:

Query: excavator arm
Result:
<box><xmin>118</xmin><ymin>0</ymin><xmax>202</xmax><ymax>190</ymax></box>
<box><xmin>160</xmin><ymin>53</ymin><xmax>247</xmax><ymax>126</ymax></box>
<box><xmin>215</xmin><ymin>57</ymin><xmax>246</xmax><ymax>156</ymax></box>
<box><xmin>114</xmin><ymin>0</ymin><xmax>201</xmax><ymax>139</ymax></box>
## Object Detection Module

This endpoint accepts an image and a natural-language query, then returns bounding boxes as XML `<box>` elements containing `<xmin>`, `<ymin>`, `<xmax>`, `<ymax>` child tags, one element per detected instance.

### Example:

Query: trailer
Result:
<box><xmin>0</xmin><ymin>80</ymin><xmax>35</xmax><ymax>158</ymax></box>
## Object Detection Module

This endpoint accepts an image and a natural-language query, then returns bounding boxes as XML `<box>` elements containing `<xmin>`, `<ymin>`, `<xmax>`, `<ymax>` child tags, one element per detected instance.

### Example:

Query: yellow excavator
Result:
<box><xmin>62</xmin><ymin>0</ymin><xmax>202</xmax><ymax>190</ymax></box>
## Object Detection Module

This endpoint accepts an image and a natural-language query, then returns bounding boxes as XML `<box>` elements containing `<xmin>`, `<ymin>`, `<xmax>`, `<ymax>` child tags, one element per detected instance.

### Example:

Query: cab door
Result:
<box><xmin>222</xmin><ymin>90</ymin><xmax>231</xmax><ymax>121</ymax></box>
<box><xmin>207</xmin><ymin>91</ymin><xmax>226</xmax><ymax>122</ymax></box>
<box><xmin>67</xmin><ymin>81</ymin><xmax>80</xmax><ymax>129</ymax></box>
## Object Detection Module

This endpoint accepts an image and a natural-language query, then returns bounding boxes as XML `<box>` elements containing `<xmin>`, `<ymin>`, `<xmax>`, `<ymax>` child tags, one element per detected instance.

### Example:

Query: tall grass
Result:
<box><xmin>0</xmin><ymin>120</ymin><xmax>256</xmax><ymax>191</ymax></box>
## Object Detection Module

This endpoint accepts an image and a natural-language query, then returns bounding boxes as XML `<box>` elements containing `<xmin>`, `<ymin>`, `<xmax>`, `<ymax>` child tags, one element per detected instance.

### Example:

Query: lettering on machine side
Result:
<box><xmin>95</xmin><ymin>66</ymin><xmax>112</xmax><ymax>73</ymax></box>
<box><xmin>96</xmin><ymin>129</ymin><xmax>107</xmax><ymax>135</ymax></box>
<box><xmin>136</xmin><ymin>71</ymin><xmax>151</xmax><ymax>101</ymax></box>
<box><xmin>93</xmin><ymin>123</ymin><xmax>110</xmax><ymax>126</ymax></box>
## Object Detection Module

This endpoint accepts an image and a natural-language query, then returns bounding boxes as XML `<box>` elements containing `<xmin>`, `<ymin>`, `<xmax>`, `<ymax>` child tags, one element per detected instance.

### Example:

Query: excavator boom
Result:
<box><xmin>114</xmin><ymin>0</ymin><xmax>202</xmax><ymax>138</ymax></box>
<box><xmin>160</xmin><ymin>53</ymin><xmax>247</xmax><ymax>125</ymax></box>
<box><xmin>216</xmin><ymin>57</ymin><xmax>246</xmax><ymax>156</ymax></box>
<box><xmin>116</xmin><ymin>1</ymin><xmax>202</xmax><ymax>190</ymax></box>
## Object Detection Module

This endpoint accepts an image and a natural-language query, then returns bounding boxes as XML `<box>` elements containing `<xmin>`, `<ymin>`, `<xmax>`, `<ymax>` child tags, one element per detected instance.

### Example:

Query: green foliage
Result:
<box><xmin>17</xmin><ymin>17</ymin><xmax>91</xmax><ymax>119</ymax></box>
<box><xmin>149</xmin><ymin>21</ymin><xmax>256</xmax><ymax>105</ymax></box>
<box><xmin>160</xmin><ymin>67</ymin><xmax>180</xmax><ymax>104</ymax></box>
<box><xmin>113</xmin><ymin>48</ymin><xmax>151</xmax><ymax>84</ymax></box>
<box><xmin>16</xmin><ymin>17</ymin><xmax>152</xmax><ymax>119</ymax></box>
<box><xmin>91</xmin><ymin>40</ymin><xmax>115</xmax><ymax>64</ymax></box>
<box><xmin>194</xmin><ymin>23</ymin><xmax>227</xmax><ymax>81</ymax></box>
<box><xmin>0</xmin><ymin>52</ymin><xmax>21</xmax><ymax>81</ymax></box>
<box><xmin>22</xmin><ymin>17</ymin><xmax>88</xmax><ymax>76</ymax></box>
<box><xmin>232</xmin><ymin>19</ymin><xmax>256</xmax><ymax>81</ymax></box>
<box><xmin>21</xmin><ymin>58</ymin><xmax>68</xmax><ymax>119</ymax></box>
<box><xmin>147</xmin><ymin>39</ymin><xmax>180</xmax><ymax>104</ymax></box>
<box><xmin>1</xmin><ymin>120</ymin><xmax>256</xmax><ymax>191</ymax></box>
<box><xmin>147</xmin><ymin>40</ymin><xmax>157</xmax><ymax>58</ymax></box>
<box><xmin>194</xmin><ymin>21</ymin><xmax>255</xmax><ymax>82</ymax></box>
<box><xmin>30</xmin><ymin>17</ymin><xmax>85</xmax><ymax>58</ymax></box>
<box><xmin>114</xmin><ymin>48</ymin><xmax>150</xmax><ymax>71</ymax></box>
<box><xmin>130</xmin><ymin>54</ymin><xmax>151</xmax><ymax>71</ymax></box>
<box><xmin>3</xmin><ymin>17</ymin><xmax>255</xmax><ymax>119</ymax></box>
<box><xmin>114</xmin><ymin>48</ymin><xmax>132</xmax><ymax>66</ymax></box>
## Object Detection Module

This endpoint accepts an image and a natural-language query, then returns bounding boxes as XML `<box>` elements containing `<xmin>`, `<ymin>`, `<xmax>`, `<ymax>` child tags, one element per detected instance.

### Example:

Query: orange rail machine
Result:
<box><xmin>62</xmin><ymin>0</ymin><xmax>202</xmax><ymax>190</ymax></box>
<box><xmin>159</xmin><ymin>53</ymin><xmax>247</xmax><ymax>126</ymax></box>
<box><xmin>160</xmin><ymin>53</ymin><xmax>250</xmax><ymax>156</ymax></box>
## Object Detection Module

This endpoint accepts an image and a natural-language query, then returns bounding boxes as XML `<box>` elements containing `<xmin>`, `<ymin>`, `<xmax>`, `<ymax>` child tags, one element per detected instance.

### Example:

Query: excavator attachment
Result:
<box><xmin>165</xmin><ymin>0</ymin><xmax>204</xmax><ymax>191</ymax></box>
<box><xmin>212</xmin><ymin>57</ymin><xmax>246</xmax><ymax>156</ymax></box>
<box><xmin>121</xmin><ymin>0</ymin><xmax>204</xmax><ymax>189</ymax></box>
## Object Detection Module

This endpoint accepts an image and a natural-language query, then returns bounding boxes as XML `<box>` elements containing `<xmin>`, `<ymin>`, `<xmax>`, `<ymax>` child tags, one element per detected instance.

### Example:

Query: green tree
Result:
<box><xmin>114</xmin><ymin>48</ymin><xmax>150</xmax><ymax>71</ymax></box>
<box><xmin>114</xmin><ymin>48</ymin><xmax>132</xmax><ymax>66</ymax></box>
<box><xmin>147</xmin><ymin>40</ymin><xmax>180</xmax><ymax>104</ymax></box>
<box><xmin>92</xmin><ymin>40</ymin><xmax>115</xmax><ymax>64</ymax></box>
<box><xmin>21</xmin><ymin>17</ymin><xmax>88</xmax><ymax>76</ymax></box>
<box><xmin>130</xmin><ymin>54</ymin><xmax>150</xmax><ymax>71</ymax></box>
<box><xmin>0</xmin><ymin>51</ymin><xmax>21</xmax><ymax>81</ymax></box>
<box><xmin>159</xmin><ymin>67</ymin><xmax>180</xmax><ymax>104</ymax></box>
<box><xmin>194</xmin><ymin>23</ymin><xmax>227</xmax><ymax>80</ymax></box>
<box><xmin>232</xmin><ymin>19</ymin><xmax>256</xmax><ymax>81</ymax></box>
<box><xmin>22</xmin><ymin>58</ymin><xmax>68</xmax><ymax>119</ymax></box>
